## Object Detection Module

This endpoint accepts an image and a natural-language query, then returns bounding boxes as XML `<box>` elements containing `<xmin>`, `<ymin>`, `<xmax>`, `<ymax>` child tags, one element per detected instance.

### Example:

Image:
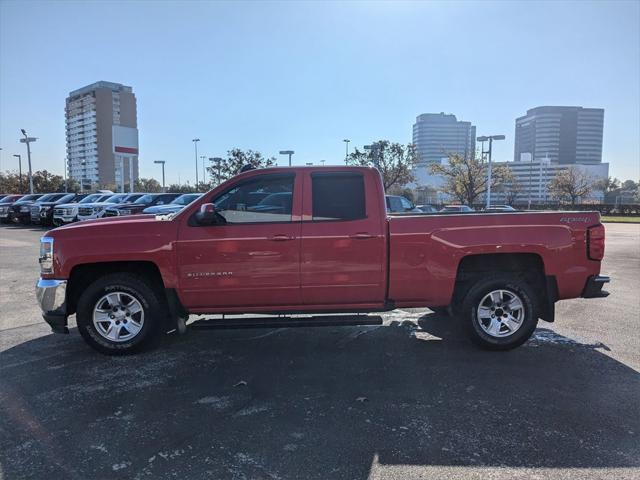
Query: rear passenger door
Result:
<box><xmin>300</xmin><ymin>171</ymin><xmax>386</xmax><ymax>306</ymax></box>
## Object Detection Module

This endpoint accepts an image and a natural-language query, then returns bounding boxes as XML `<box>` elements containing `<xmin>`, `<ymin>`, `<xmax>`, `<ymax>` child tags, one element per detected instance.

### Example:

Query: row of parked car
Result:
<box><xmin>0</xmin><ymin>192</ymin><xmax>202</xmax><ymax>227</ymax></box>
<box><xmin>384</xmin><ymin>195</ymin><xmax>517</xmax><ymax>214</ymax></box>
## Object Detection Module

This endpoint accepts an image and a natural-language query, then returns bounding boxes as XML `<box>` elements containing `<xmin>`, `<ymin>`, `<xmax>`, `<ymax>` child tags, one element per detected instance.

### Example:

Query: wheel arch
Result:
<box><xmin>452</xmin><ymin>253</ymin><xmax>557</xmax><ymax>322</ymax></box>
<box><xmin>67</xmin><ymin>261</ymin><xmax>165</xmax><ymax>316</ymax></box>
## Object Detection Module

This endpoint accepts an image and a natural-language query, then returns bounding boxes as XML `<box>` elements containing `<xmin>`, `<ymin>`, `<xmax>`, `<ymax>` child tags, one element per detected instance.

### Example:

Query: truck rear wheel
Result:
<box><xmin>462</xmin><ymin>274</ymin><xmax>538</xmax><ymax>350</ymax></box>
<box><xmin>76</xmin><ymin>273</ymin><xmax>166</xmax><ymax>355</ymax></box>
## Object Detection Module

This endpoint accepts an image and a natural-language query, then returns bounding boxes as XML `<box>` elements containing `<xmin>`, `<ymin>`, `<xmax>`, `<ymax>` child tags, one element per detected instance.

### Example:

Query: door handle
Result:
<box><xmin>350</xmin><ymin>232</ymin><xmax>374</xmax><ymax>239</ymax></box>
<box><xmin>269</xmin><ymin>234</ymin><xmax>294</xmax><ymax>241</ymax></box>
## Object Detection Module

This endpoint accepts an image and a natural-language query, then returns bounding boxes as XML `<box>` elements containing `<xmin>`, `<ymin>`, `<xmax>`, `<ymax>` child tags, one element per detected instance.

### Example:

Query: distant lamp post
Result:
<box><xmin>19</xmin><ymin>129</ymin><xmax>36</xmax><ymax>194</ymax></box>
<box><xmin>154</xmin><ymin>160</ymin><xmax>166</xmax><ymax>191</ymax></box>
<box><xmin>210</xmin><ymin>157</ymin><xmax>223</xmax><ymax>185</ymax></box>
<box><xmin>279</xmin><ymin>150</ymin><xmax>294</xmax><ymax>166</ymax></box>
<box><xmin>192</xmin><ymin>138</ymin><xmax>200</xmax><ymax>187</ymax></box>
<box><xmin>12</xmin><ymin>154</ymin><xmax>23</xmax><ymax>192</ymax></box>
<box><xmin>343</xmin><ymin>139</ymin><xmax>350</xmax><ymax>164</ymax></box>
<box><xmin>200</xmin><ymin>155</ymin><xmax>207</xmax><ymax>186</ymax></box>
<box><xmin>364</xmin><ymin>143</ymin><xmax>380</xmax><ymax>169</ymax></box>
<box><xmin>477</xmin><ymin>135</ymin><xmax>505</xmax><ymax>208</ymax></box>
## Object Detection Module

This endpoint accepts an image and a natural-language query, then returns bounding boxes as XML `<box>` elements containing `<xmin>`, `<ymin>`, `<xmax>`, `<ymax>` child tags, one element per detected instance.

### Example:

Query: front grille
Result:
<box><xmin>103</xmin><ymin>209</ymin><xmax>119</xmax><ymax>217</ymax></box>
<box><xmin>54</xmin><ymin>208</ymin><xmax>65</xmax><ymax>216</ymax></box>
<box><xmin>78</xmin><ymin>207</ymin><xmax>94</xmax><ymax>216</ymax></box>
<box><xmin>30</xmin><ymin>206</ymin><xmax>40</xmax><ymax>215</ymax></box>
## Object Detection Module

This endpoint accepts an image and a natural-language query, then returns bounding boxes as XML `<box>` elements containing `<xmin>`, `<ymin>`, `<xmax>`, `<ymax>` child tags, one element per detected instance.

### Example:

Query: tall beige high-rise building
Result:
<box><xmin>65</xmin><ymin>81</ymin><xmax>138</xmax><ymax>188</ymax></box>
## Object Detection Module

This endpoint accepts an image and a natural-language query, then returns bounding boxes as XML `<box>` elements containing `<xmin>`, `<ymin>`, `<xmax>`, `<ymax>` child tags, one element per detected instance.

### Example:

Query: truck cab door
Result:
<box><xmin>300</xmin><ymin>171</ymin><xmax>387</xmax><ymax>307</ymax></box>
<box><xmin>176</xmin><ymin>172</ymin><xmax>302</xmax><ymax>310</ymax></box>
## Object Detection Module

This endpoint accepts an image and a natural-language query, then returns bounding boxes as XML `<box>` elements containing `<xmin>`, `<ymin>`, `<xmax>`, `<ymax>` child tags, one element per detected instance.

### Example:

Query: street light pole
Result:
<box><xmin>154</xmin><ymin>161</ymin><xmax>166</xmax><ymax>191</ymax></box>
<box><xmin>279</xmin><ymin>150</ymin><xmax>294</xmax><ymax>166</ymax></box>
<box><xmin>20</xmin><ymin>129</ymin><xmax>35</xmax><ymax>194</ymax></box>
<box><xmin>12</xmin><ymin>155</ymin><xmax>22</xmax><ymax>192</ymax></box>
<box><xmin>192</xmin><ymin>138</ymin><xmax>200</xmax><ymax>188</ymax></box>
<box><xmin>200</xmin><ymin>155</ymin><xmax>207</xmax><ymax>186</ymax></box>
<box><xmin>477</xmin><ymin>134</ymin><xmax>505</xmax><ymax>209</ymax></box>
<box><xmin>343</xmin><ymin>139</ymin><xmax>350</xmax><ymax>164</ymax></box>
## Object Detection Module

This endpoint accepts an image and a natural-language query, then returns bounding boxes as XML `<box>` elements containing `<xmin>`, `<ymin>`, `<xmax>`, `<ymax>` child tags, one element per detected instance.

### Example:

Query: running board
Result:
<box><xmin>189</xmin><ymin>314</ymin><xmax>384</xmax><ymax>330</ymax></box>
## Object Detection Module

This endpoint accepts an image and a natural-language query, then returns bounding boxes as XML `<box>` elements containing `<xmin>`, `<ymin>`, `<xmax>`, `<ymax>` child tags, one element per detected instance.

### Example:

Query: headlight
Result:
<box><xmin>42</xmin><ymin>206</ymin><xmax>52</xmax><ymax>211</ymax></box>
<box><xmin>39</xmin><ymin>237</ymin><xmax>54</xmax><ymax>274</ymax></box>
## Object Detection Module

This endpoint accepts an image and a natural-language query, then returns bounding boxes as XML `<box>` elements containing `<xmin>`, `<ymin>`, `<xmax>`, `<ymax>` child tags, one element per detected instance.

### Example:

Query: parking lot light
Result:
<box><xmin>154</xmin><ymin>161</ymin><xmax>166</xmax><ymax>191</ymax></box>
<box><xmin>19</xmin><ymin>129</ymin><xmax>36</xmax><ymax>194</ymax></box>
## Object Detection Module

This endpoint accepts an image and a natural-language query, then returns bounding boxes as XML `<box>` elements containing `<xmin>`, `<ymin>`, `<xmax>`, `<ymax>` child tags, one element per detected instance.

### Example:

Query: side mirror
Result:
<box><xmin>195</xmin><ymin>203</ymin><xmax>219</xmax><ymax>225</ymax></box>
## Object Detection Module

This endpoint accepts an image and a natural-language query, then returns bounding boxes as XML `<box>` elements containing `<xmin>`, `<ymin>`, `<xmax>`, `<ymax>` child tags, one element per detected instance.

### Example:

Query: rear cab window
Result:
<box><xmin>311</xmin><ymin>173</ymin><xmax>366</xmax><ymax>221</ymax></box>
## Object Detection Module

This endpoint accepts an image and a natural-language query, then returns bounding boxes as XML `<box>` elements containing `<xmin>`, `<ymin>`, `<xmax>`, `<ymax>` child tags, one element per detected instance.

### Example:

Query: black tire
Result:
<box><xmin>76</xmin><ymin>272</ymin><xmax>167</xmax><ymax>355</ymax></box>
<box><xmin>462</xmin><ymin>274</ymin><xmax>538</xmax><ymax>351</ymax></box>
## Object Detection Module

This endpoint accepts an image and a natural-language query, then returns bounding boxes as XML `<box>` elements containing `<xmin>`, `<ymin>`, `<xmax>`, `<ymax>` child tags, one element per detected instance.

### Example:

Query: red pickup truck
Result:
<box><xmin>36</xmin><ymin>166</ymin><xmax>609</xmax><ymax>355</ymax></box>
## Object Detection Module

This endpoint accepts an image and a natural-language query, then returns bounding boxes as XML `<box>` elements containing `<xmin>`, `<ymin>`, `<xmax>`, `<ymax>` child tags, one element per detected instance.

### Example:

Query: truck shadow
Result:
<box><xmin>0</xmin><ymin>313</ymin><xmax>639</xmax><ymax>479</ymax></box>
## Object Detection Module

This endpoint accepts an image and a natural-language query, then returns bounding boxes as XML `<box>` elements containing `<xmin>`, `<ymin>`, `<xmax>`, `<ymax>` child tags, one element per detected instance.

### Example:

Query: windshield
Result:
<box><xmin>171</xmin><ymin>194</ymin><xmax>201</xmax><ymax>205</ymax></box>
<box><xmin>134</xmin><ymin>194</ymin><xmax>156</xmax><ymax>204</ymax></box>
<box><xmin>105</xmin><ymin>194</ymin><xmax>127</xmax><ymax>203</ymax></box>
<box><xmin>16</xmin><ymin>194</ymin><xmax>42</xmax><ymax>202</ymax></box>
<box><xmin>36</xmin><ymin>194</ymin><xmax>55</xmax><ymax>202</ymax></box>
<box><xmin>79</xmin><ymin>194</ymin><xmax>101</xmax><ymax>204</ymax></box>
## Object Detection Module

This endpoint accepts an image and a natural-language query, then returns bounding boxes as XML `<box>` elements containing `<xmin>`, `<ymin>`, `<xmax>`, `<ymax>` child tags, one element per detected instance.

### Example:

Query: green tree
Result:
<box><xmin>548</xmin><ymin>167</ymin><xmax>594</xmax><ymax>205</ymax></box>
<box><xmin>167</xmin><ymin>183</ymin><xmax>197</xmax><ymax>193</ymax></box>
<box><xmin>346</xmin><ymin>140</ymin><xmax>417</xmax><ymax>191</ymax></box>
<box><xmin>429</xmin><ymin>154</ymin><xmax>512</xmax><ymax>205</ymax></box>
<box><xmin>0</xmin><ymin>171</ymin><xmax>24</xmax><ymax>193</ymax></box>
<box><xmin>207</xmin><ymin>149</ymin><xmax>276</xmax><ymax>185</ymax></box>
<box><xmin>495</xmin><ymin>170</ymin><xmax>522</xmax><ymax>206</ymax></box>
<box><xmin>32</xmin><ymin>170</ymin><xmax>66</xmax><ymax>193</ymax></box>
<box><xmin>134</xmin><ymin>178</ymin><xmax>163</xmax><ymax>193</ymax></box>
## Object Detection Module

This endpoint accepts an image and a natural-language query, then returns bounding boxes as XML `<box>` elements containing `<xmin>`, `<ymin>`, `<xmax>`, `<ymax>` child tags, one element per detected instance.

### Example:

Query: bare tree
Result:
<box><xmin>346</xmin><ymin>140</ymin><xmax>417</xmax><ymax>191</ymax></box>
<box><xmin>429</xmin><ymin>153</ymin><xmax>511</xmax><ymax>205</ymax></box>
<box><xmin>548</xmin><ymin>167</ymin><xmax>594</xmax><ymax>206</ymax></box>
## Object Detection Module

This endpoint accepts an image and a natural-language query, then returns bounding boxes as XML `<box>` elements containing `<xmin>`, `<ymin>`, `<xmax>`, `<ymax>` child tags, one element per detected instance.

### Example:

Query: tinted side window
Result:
<box><xmin>312</xmin><ymin>173</ymin><xmax>365</xmax><ymax>221</ymax></box>
<box><xmin>212</xmin><ymin>174</ymin><xmax>294</xmax><ymax>223</ymax></box>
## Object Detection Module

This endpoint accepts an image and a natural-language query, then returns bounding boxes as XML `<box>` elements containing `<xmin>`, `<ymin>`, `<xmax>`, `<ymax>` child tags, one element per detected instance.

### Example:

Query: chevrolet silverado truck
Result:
<box><xmin>35</xmin><ymin>166</ymin><xmax>609</xmax><ymax>355</ymax></box>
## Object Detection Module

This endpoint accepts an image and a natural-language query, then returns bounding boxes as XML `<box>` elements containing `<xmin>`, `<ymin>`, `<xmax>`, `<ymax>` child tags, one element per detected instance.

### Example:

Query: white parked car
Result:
<box><xmin>76</xmin><ymin>193</ymin><xmax>144</xmax><ymax>221</ymax></box>
<box><xmin>53</xmin><ymin>193</ymin><xmax>110</xmax><ymax>226</ymax></box>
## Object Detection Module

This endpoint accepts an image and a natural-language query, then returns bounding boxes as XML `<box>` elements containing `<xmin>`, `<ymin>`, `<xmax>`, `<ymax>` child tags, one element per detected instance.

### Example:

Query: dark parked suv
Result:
<box><xmin>30</xmin><ymin>193</ymin><xmax>86</xmax><ymax>226</ymax></box>
<box><xmin>7</xmin><ymin>194</ymin><xmax>45</xmax><ymax>224</ymax></box>
<box><xmin>103</xmin><ymin>193</ymin><xmax>182</xmax><ymax>217</ymax></box>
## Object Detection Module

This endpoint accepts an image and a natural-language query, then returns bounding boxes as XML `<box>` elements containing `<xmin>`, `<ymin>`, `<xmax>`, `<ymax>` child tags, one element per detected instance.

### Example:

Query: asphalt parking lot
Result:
<box><xmin>0</xmin><ymin>223</ymin><xmax>639</xmax><ymax>480</ymax></box>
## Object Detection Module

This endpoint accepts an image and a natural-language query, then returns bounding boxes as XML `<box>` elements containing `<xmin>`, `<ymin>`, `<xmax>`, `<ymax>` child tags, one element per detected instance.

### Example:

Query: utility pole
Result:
<box><xmin>192</xmin><ymin>138</ymin><xmax>200</xmax><ymax>187</ymax></box>
<box><xmin>12</xmin><ymin>154</ymin><xmax>22</xmax><ymax>192</ymax></box>
<box><xmin>19</xmin><ymin>129</ymin><xmax>35</xmax><ymax>194</ymax></box>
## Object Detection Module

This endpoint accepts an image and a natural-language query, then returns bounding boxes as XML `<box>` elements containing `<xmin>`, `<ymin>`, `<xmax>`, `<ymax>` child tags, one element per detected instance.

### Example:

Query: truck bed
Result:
<box><xmin>387</xmin><ymin>211</ymin><xmax>602</xmax><ymax>307</ymax></box>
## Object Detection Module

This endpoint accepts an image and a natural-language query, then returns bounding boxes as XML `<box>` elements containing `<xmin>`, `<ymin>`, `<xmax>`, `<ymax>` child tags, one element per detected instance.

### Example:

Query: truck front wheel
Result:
<box><xmin>462</xmin><ymin>274</ymin><xmax>538</xmax><ymax>350</ymax></box>
<box><xmin>76</xmin><ymin>273</ymin><xmax>166</xmax><ymax>355</ymax></box>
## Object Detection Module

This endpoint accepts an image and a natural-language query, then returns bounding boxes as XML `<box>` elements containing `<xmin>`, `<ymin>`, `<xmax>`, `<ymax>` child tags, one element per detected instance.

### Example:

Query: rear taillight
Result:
<box><xmin>587</xmin><ymin>224</ymin><xmax>605</xmax><ymax>261</ymax></box>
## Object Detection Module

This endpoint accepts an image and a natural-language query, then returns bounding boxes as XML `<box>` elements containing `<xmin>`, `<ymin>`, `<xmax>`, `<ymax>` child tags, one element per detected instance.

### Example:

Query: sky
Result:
<box><xmin>1</xmin><ymin>0</ymin><xmax>639</xmax><ymax>186</ymax></box>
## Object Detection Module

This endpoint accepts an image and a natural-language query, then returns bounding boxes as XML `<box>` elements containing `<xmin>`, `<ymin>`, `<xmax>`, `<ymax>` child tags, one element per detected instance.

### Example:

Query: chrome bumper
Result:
<box><xmin>35</xmin><ymin>278</ymin><xmax>69</xmax><ymax>333</ymax></box>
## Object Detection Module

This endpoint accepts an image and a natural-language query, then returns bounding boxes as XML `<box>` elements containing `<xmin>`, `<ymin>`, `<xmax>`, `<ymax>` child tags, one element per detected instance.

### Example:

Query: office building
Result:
<box><xmin>514</xmin><ymin>106</ymin><xmax>604</xmax><ymax>165</ymax></box>
<box><xmin>66</xmin><ymin>81</ymin><xmax>138</xmax><ymax>188</ymax></box>
<box><xmin>413</xmin><ymin>113</ymin><xmax>476</xmax><ymax>165</ymax></box>
<box><xmin>490</xmin><ymin>159</ymin><xmax>609</xmax><ymax>204</ymax></box>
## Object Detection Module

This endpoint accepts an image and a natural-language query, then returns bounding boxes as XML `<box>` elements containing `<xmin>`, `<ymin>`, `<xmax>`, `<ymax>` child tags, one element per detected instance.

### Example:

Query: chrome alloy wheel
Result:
<box><xmin>476</xmin><ymin>289</ymin><xmax>525</xmax><ymax>338</ymax></box>
<box><xmin>93</xmin><ymin>292</ymin><xmax>144</xmax><ymax>342</ymax></box>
